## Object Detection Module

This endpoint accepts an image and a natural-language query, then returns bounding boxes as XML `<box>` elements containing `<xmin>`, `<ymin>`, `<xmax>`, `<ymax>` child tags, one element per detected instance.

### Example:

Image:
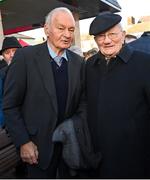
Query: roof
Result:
<box><xmin>0</xmin><ymin>0</ymin><xmax>121</xmax><ymax>34</ymax></box>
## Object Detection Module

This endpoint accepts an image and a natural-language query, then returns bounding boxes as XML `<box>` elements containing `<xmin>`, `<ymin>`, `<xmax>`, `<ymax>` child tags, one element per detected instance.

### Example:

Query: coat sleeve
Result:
<box><xmin>142</xmin><ymin>54</ymin><xmax>150</xmax><ymax>105</ymax></box>
<box><xmin>2</xmin><ymin>49</ymin><xmax>30</xmax><ymax>147</ymax></box>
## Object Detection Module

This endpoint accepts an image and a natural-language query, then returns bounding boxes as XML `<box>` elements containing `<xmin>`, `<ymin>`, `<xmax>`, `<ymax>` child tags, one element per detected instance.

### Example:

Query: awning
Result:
<box><xmin>18</xmin><ymin>39</ymin><xmax>29</xmax><ymax>47</ymax></box>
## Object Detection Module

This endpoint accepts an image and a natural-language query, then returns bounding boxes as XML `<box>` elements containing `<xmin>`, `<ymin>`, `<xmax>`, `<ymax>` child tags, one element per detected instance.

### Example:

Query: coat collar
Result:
<box><xmin>117</xmin><ymin>44</ymin><xmax>134</xmax><ymax>63</ymax></box>
<box><xmin>65</xmin><ymin>49</ymin><xmax>83</xmax><ymax>113</ymax></box>
<box><xmin>92</xmin><ymin>44</ymin><xmax>134</xmax><ymax>66</ymax></box>
<box><xmin>34</xmin><ymin>42</ymin><xmax>58</xmax><ymax>114</ymax></box>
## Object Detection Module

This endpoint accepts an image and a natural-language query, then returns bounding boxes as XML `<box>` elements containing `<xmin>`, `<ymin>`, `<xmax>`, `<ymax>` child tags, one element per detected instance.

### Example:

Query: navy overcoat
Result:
<box><xmin>85</xmin><ymin>45</ymin><xmax>150</xmax><ymax>178</ymax></box>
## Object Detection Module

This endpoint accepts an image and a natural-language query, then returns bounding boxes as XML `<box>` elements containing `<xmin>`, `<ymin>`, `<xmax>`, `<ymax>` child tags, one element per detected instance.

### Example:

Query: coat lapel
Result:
<box><xmin>34</xmin><ymin>42</ymin><xmax>58</xmax><ymax>114</ymax></box>
<box><xmin>34</xmin><ymin>46</ymin><xmax>81</xmax><ymax>116</ymax></box>
<box><xmin>65</xmin><ymin>50</ymin><xmax>80</xmax><ymax>113</ymax></box>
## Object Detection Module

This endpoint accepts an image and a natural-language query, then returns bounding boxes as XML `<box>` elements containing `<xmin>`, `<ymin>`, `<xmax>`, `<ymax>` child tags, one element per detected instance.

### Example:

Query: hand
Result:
<box><xmin>20</xmin><ymin>141</ymin><xmax>39</xmax><ymax>165</ymax></box>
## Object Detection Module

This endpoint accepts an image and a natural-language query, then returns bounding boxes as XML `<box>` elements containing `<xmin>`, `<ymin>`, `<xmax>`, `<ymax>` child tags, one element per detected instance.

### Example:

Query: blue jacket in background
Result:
<box><xmin>0</xmin><ymin>76</ymin><xmax>4</xmax><ymax>127</ymax></box>
<box><xmin>0</xmin><ymin>64</ymin><xmax>7</xmax><ymax>127</ymax></box>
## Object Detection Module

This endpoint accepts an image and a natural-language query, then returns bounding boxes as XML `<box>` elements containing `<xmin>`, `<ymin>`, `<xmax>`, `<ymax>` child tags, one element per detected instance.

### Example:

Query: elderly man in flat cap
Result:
<box><xmin>0</xmin><ymin>37</ymin><xmax>22</xmax><ymax>127</ymax></box>
<box><xmin>85</xmin><ymin>11</ymin><xmax>150</xmax><ymax>178</ymax></box>
<box><xmin>0</xmin><ymin>36</ymin><xmax>22</xmax><ymax>68</ymax></box>
<box><xmin>0</xmin><ymin>37</ymin><xmax>26</xmax><ymax>178</ymax></box>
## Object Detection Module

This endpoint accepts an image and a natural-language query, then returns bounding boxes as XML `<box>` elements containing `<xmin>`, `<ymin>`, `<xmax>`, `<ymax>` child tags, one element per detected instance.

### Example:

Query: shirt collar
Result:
<box><xmin>47</xmin><ymin>43</ymin><xmax>68</xmax><ymax>61</ymax></box>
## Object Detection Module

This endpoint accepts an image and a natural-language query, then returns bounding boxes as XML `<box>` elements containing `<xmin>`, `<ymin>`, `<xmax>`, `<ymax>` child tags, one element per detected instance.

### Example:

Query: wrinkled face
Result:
<box><xmin>44</xmin><ymin>11</ymin><xmax>75</xmax><ymax>55</ymax></box>
<box><xmin>94</xmin><ymin>24</ymin><xmax>126</xmax><ymax>58</ymax></box>
<box><xmin>2</xmin><ymin>48</ymin><xmax>18</xmax><ymax>64</ymax></box>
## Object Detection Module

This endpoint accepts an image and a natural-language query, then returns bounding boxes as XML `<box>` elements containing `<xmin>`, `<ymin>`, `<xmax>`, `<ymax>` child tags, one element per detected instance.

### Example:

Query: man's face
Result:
<box><xmin>94</xmin><ymin>24</ymin><xmax>126</xmax><ymax>58</ymax></box>
<box><xmin>44</xmin><ymin>11</ymin><xmax>75</xmax><ymax>55</ymax></box>
<box><xmin>2</xmin><ymin>48</ymin><xmax>18</xmax><ymax>64</ymax></box>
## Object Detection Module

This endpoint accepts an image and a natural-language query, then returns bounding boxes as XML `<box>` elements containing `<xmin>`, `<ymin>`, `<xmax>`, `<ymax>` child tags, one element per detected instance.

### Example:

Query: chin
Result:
<box><xmin>63</xmin><ymin>45</ymin><xmax>71</xmax><ymax>49</ymax></box>
<box><xmin>105</xmin><ymin>51</ymin><xmax>115</xmax><ymax>56</ymax></box>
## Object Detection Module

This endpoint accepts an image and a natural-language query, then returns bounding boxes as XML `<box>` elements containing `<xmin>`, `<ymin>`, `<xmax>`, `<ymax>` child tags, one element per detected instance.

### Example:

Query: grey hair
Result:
<box><xmin>45</xmin><ymin>7</ymin><xmax>74</xmax><ymax>25</ymax></box>
<box><xmin>118</xmin><ymin>22</ymin><xmax>125</xmax><ymax>31</ymax></box>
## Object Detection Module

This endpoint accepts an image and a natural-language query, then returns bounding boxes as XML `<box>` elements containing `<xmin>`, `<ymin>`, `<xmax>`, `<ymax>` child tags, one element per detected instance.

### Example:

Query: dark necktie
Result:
<box><xmin>54</xmin><ymin>56</ymin><xmax>65</xmax><ymax>67</ymax></box>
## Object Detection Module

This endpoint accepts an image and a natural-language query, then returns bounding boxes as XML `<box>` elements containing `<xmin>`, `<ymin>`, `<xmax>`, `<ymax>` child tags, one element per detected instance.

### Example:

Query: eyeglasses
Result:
<box><xmin>96</xmin><ymin>32</ymin><xmax>122</xmax><ymax>41</ymax></box>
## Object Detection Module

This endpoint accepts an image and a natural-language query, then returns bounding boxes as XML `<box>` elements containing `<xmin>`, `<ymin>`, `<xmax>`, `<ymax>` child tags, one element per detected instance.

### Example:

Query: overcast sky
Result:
<box><xmin>118</xmin><ymin>0</ymin><xmax>150</xmax><ymax>25</ymax></box>
<box><xmin>118</xmin><ymin>0</ymin><xmax>150</xmax><ymax>17</ymax></box>
<box><xmin>80</xmin><ymin>0</ymin><xmax>150</xmax><ymax>34</ymax></box>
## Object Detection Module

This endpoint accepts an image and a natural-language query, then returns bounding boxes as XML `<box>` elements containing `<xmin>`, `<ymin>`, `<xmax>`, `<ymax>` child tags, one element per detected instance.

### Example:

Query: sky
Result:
<box><xmin>118</xmin><ymin>0</ymin><xmax>150</xmax><ymax>17</ymax></box>
<box><xmin>117</xmin><ymin>0</ymin><xmax>150</xmax><ymax>26</ymax></box>
<box><xmin>80</xmin><ymin>0</ymin><xmax>150</xmax><ymax>34</ymax></box>
<box><xmin>21</xmin><ymin>0</ymin><xmax>150</xmax><ymax>38</ymax></box>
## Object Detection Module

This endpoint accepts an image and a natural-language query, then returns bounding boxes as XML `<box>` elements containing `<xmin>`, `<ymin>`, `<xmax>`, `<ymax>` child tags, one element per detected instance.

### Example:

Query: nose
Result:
<box><xmin>64</xmin><ymin>29</ymin><xmax>71</xmax><ymax>38</ymax></box>
<box><xmin>10</xmin><ymin>50</ymin><xmax>15</xmax><ymax>57</ymax></box>
<box><xmin>103</xmin><ymin>35</ymin><xmax>112</xmax><ymax>43</ymax></box>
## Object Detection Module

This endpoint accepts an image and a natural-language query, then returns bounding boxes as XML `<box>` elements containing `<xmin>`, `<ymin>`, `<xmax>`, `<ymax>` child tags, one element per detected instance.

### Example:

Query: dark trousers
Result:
<box><xmin>27</xmin><ymin>143</ymin><xmax>96</xmax><ymax>179</ymax></box>
<box><xmin>27</xmin><ymin>143</ymin><xmax>74</xmax><ymax>179</ymax></box>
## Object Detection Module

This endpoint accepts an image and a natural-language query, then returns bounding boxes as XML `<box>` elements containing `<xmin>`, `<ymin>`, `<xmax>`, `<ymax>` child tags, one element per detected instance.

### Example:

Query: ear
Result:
<box><xmin>122</xmin><ymin>31</ymin><xmax>126</xmax><ymax>43</ymax></box>
<box><xmin>44</xmin><ymin>23</ymin><xmax>49</xmax><ymax>37</ymax></box>
<box><xmin>94</xmin><ymin>36</ymin><xmax>98</xmax><ymax>44</ymax></box>
<box><xmin>123</xmin><ymin>30</ymin><xmax>126</xmax><ymax>37</ymax></box>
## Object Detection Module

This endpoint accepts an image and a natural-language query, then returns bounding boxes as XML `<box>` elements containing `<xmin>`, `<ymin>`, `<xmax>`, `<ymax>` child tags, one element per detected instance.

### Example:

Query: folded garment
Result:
<box><xmin>52</xmin><ymin>118</ymin><xmax>102</xmax><ymax>170</ymax></box>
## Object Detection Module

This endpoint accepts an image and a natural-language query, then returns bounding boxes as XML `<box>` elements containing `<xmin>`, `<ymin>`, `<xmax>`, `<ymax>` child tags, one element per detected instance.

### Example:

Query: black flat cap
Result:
<box><xmin>89</xmin><ymin>11</ymin><xmax>122</xmax><ymax>36</ymax></box>
<box><xmin>0</xmin><ymin>36</ymin><xmax>22</xmax><ymax>55</ymax></box>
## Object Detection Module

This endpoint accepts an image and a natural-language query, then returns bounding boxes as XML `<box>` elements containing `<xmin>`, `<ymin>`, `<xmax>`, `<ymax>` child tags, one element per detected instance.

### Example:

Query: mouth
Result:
<box><xmin>63</xmin><ymin>37</ymin><xmax>72</xmax><ymax>42</ymax></box>
<box><xmin>64</xmin><ymin>41</ymin><xmax>69</xmax><ymax>43</ymax></box>
<box><xmin>104</xmin><ymin>44</ymin><xmax>114</xmax><ymax>48</ymax></box>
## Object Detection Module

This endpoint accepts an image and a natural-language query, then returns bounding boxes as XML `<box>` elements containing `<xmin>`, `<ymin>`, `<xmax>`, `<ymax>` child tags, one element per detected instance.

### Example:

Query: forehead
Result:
<box><xmin>51</xmin><ymin>11</ymin><xmax>75</xmax><ymax>26</ymax></box>
<box><xmin>102</xmin><ymin>24</ymin><xmax>122</xmax><ymax>34</ymax></box>
<box><xmin>3</xmin><ymin>48</ymin><xmax>17</xmax><ymax>54</ymax></box>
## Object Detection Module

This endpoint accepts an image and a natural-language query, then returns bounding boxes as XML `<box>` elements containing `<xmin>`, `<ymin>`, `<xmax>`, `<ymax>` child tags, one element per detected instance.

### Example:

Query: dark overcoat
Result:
<box><xmin>85</xmin><ymin>45</ymin><xmax>150</xmax><ymax>178</ymax></box>
<box><xmin>129</xmin><ymin>33</ymin><xmax>150</xmax><ymax>53</ymax></box>
<box><xmin>2</xmin><ymin>42</ymin><xmax>86</xmax><ymax>169</ymax></box>
<box><xmin>0</xmin><ymin>60</ymin><xmax>7</xmax><ymax>69</ymax></box>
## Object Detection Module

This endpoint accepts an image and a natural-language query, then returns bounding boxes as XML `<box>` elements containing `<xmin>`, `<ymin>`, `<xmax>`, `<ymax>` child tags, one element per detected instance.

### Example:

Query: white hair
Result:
<box><xmin>117</xmin><ymin>22</ymin><xmax>124</xmax><ymax>31</ymax></box>
<box><xmin>119</xmin><ymin>21</ymin><xmax>126</xmax><ymax>31</ymax></box>
<box><xmin>45</xmin><ymin>7</ymin><xmax>74</xmax><ymax>25</ymax></box>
